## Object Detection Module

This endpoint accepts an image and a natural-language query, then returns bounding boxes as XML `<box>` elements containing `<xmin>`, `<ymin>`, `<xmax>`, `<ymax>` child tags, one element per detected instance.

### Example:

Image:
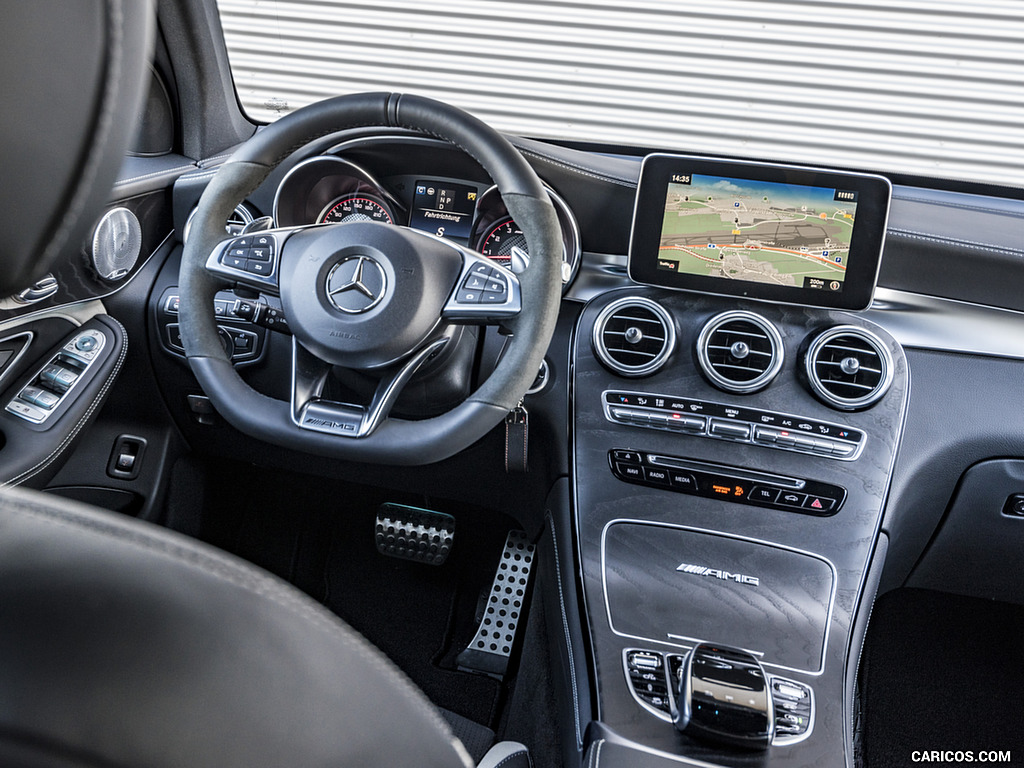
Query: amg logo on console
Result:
<box><xmin>676</xmin><ymin>562</ymin><xmax>760</xmax><ymax>586</ymax></box>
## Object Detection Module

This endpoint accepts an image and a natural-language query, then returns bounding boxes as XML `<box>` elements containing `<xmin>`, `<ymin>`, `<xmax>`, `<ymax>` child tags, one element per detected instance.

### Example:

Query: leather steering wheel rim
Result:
<box><xmin>178</xmin><ymin>93</ymin><xmax>562</xmax><ymax>465</ymax></box>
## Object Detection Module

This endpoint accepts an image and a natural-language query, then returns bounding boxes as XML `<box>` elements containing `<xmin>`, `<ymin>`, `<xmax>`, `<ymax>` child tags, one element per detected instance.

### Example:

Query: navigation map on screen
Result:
<box><xmin>657</xmin><ymin>174</ymin><xmax>857</xmax><ymax>293</ymax></box>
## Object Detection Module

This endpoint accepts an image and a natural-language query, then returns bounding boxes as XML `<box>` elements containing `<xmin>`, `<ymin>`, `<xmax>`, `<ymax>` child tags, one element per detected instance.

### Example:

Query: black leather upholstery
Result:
<box><xmin>0</xmin><ymin>0</ymin><xmax>153</xmax><ymax>297</ymax></box>
<box><xmin>0</xmin><ymin>485</ymin><xmax>474</xmax><ymax>768</ymax></box>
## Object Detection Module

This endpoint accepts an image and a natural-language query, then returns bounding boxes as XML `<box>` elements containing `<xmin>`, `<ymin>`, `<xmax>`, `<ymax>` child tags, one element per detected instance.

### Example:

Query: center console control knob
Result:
<box><xmin>673</xmin><ymin>643</ymin><xmax>773</xmax><ymax>750</ymax></box>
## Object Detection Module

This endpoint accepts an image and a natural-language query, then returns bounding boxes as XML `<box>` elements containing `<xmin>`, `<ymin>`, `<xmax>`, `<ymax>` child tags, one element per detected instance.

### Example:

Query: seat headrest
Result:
<box><xmin>0</xmin><ymin>0</ymin><xmax>155</xmax><ymax>297</ymax></box>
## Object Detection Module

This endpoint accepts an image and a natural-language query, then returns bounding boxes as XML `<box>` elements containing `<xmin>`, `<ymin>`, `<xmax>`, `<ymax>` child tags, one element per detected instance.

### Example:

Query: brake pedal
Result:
<box><xmin>456</xmin><ymin>530</ymin><xmax>535</xmax><ymax>679</ymax></box>
<box><xmin>375</xmin><ymin>503</ymin><xmax>455</xmax><ymax>566</ymax></box>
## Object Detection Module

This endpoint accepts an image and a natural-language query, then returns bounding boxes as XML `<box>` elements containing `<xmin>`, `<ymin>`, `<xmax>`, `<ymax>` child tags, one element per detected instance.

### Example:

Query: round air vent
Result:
<box><xmin>805</xmin><ymin>326</ymin><xmax>893</xmax><ymax>410</ymax></box>
<box><xmin>592</xmin><ymin>297</ymin><xmax>675</xmax><ymax>377</ymax></box>
<box><xmin>696</xmin><ymin>310</ymin><xmax>784</xmax><ymax>393</ymax></box>
<box><xmin>182</xmin><ymin>203</ymin><xmax>255</xmax><ymax>244</ymax></box>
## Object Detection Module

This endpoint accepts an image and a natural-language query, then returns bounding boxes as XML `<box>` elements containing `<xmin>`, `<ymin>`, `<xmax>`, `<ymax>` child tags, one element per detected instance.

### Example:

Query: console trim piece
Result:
<box><xmin>600</xmin><ymin>519</ymin><xmax>838</xmax><ymax>677</ymax></box>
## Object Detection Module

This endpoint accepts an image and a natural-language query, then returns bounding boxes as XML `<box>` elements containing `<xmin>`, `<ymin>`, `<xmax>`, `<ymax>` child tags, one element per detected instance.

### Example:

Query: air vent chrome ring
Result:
<box><xmin>592</xmin><ymin>296</ymin><xmax>676</xmax><ymax>377</ymax></box>
<box><xmin>696</xmin><ymin>310</ymin><xmax>784</xmax><ymax>394</ymax></box>
<box><xmin>805</xmin><ymin>325</ymin><xmax>894</xmax><ymax>410</ymax></box>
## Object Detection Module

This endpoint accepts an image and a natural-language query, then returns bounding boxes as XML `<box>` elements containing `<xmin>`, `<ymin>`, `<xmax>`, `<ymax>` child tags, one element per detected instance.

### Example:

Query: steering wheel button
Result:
<box><xmin>484</xmin><ymin>280</ymin><xmax>506</xmax><ymax>294</ymax></box>
<box><xmin>244</xmin><ymin>260</ymin><xmax>272</xmax><ymax>275</ymax></box>
<box><xmin>221</xmin><ymin>255</ymin><xmax>247</xmax><ymax>270</ymax></box>
<box><xmin>470</xmin><ymin>263</ymin><xmax>491</xmax><ymax>276</ymax></box>
<box><xmin>480</xmin><ymin>291</ymin><xmax>507</xmax><ymax>304</ymax></box>
<box><xmin>253</xmin><ymin>235</ymin><xmax>272</xmax><ymax>247</ymax></box>
<box><xmin>227</xmin><ymin>247</ymin><xmax>248</xmax><ymax>259</ymax></box>
<box><xmin>234</xmin><ymin>237</ymin><xmax>252</xmax><ymax>247</ymax></box>
<box><xmin>248</xmin><ymin>247</ymin><xmax>271</xmax><ymax>261</ymax></box>
<box><xmin>456</xmin><ymin>289</ymin><xmax>481</xmax><ymax>304</ymax></box>
<box><xmin>463</xmin><ymin>274</ymin><xmax>487</xmax><ymax>291</ymax></box>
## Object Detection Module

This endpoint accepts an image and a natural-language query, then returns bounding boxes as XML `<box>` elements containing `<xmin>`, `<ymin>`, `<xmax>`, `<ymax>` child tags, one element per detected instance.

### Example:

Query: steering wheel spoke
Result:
<box><xmin>291</xmin><ymin>336</ymin><xmax>451</xmax><ymax>438</ymax></box>
<box><xmin>204</xmin><ymin>228</ymin><xmax>296</xmax><ymax>295</ymax></box>
<box><xmin>442</xmin><ymin>247</ymin><xmax>522</xmax><ymax>323</ymax></box>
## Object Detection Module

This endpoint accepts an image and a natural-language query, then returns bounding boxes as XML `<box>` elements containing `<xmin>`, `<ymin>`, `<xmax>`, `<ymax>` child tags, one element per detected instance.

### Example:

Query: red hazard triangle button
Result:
<box><xmin>802</xmin><ymin>495</ymin><xmax>834</xmax><ymax>513</ymax></box>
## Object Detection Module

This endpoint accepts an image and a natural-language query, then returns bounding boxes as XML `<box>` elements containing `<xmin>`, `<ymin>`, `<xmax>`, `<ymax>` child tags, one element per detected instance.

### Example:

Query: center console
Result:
<box><xmin>570</xmin><ymin>156</ymin><xmax>905</xmax><ymax>766</ymax></box>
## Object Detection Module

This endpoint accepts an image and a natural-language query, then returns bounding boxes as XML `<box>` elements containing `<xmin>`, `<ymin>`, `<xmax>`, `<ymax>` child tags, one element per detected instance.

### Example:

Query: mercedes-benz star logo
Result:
<box><xmin>325</xmin><ymin>256</ymin><xmax>387</xmax><ymax>314</ymax></box>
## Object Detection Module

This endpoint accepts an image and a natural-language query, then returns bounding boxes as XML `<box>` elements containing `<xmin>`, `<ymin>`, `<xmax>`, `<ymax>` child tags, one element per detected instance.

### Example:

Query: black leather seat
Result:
<box><xmin>0</xmin><ymin>3</ymin><xmax>528</xmax><ymax>766</ymax></box>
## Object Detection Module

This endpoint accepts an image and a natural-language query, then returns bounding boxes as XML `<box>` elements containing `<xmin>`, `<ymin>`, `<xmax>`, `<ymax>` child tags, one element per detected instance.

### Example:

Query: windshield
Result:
<box><xmin>214</xmin><ymin>0</ymin><xmax>1024</xmax><ymax>189</ymax></box>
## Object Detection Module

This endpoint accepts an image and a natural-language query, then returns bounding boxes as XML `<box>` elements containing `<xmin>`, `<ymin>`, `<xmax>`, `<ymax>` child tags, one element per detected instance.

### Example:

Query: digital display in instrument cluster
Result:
<box><xmin>408</xmin><ymin>180</ymin><xmax>478</xmax><ymax>240</ymax></box>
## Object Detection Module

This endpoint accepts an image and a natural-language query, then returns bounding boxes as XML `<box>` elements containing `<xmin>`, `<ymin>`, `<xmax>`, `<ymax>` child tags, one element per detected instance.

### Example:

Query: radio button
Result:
<box><xmin>642</xmin><ymin>467</ymin><xmax>671</xmax><ymax>486</ymax></box>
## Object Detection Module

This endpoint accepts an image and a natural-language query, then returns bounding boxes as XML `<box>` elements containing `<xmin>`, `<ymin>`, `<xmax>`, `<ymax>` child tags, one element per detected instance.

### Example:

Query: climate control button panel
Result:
<box><xmin>604</xmin><ymin>390</ymin><xmax>864</xmax><ymax>460</ymax></box>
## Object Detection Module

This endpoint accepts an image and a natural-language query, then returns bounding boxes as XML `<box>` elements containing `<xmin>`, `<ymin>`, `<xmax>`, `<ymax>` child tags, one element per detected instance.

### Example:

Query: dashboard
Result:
<box><xmin>3</xmin><ymin>121</ymin><xmax>1024</xmax><ymax>768</ymax></box>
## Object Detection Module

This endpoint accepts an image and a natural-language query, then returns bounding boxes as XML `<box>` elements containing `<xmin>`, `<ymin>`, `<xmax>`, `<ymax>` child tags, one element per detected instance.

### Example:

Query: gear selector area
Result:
<box><xmin>623</xmin><ymin>643</ymin><xmax>814</xmax><ymax>750</ymax></box>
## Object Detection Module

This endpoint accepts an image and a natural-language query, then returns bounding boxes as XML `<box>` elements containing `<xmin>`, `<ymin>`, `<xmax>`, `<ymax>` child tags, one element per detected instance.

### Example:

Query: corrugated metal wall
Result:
<box><xmin>216</xmin><ymin>0</ymin><xmax>1024</xmax><ymax>188</ymax></box>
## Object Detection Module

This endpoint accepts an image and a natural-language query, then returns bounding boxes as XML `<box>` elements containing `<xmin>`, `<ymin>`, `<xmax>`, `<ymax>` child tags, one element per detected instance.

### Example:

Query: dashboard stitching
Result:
<box><xmin>894</xmin><ymin>194</ymin><xmax>1024</xmax><ymax>217</ymax></box>
<box><xmin>514</xmin><ymin>146</ymin><xmax>637</xmax><ymax>189</ymax></box>
<box><xmin>178</xmin><ymin>168</ymin><xmax>223</xmax><ymax>183</ymax></box>
<box><xmin>199</xmin><ymin>151</ymin><xmax>235</xmax><ymax>166</ymax></box>
<box><xmin>5</xmin><ymin>317</ymin><xmax>128</xmax><ymax>487</ymax></box>
<box><xmin>889</xmin><ymin>228</ymin><xmax>1024</xmax><ymax>256</ymax></box>
<box><xmin>590</xmin><ymin>738</ymin><xmax>604</xmax><ymax>767</ymax></box>
<box><xmin>114</xmin><ymin>163</ymin><xmax>196</xmax><ymax>187</ymax></box>
<box><xmin>547</xmin><ymin>512</ymin><xmax>583</xmax><ymax>746</ymax></box>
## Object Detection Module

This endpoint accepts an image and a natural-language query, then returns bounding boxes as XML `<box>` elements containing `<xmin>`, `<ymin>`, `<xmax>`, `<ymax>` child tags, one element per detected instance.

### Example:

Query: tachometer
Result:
<box><xmin>318</xmin><ymin>194</ymin><xmax>395</xmax><ymax>225</ymax></box>
<box><xmin>470</xmin><ymin>185</ymin><xmax>581</xmax><ymax>287</ymax></box>
<box><xmin>479</xmin><ymin>218</ymin><xmax>528</xmax><ymax>267</ymax></box>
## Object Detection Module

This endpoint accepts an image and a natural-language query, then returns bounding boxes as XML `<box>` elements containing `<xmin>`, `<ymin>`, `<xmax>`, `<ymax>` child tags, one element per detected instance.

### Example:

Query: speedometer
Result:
<box><xmin>318</xmin><ymin>194</ymin><xmax>395</xmax><ymax>225</ymax></box>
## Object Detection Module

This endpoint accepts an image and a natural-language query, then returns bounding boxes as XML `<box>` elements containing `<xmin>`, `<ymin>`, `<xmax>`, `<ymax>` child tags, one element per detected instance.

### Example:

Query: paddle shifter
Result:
<box><xmin>673</xmin><ymin>643</ymin><xmax>774</xmax><ymax>750</ymax></box>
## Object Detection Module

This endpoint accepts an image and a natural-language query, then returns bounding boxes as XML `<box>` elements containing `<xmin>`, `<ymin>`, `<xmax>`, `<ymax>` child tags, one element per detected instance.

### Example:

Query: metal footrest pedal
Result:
<box><xmin>375</xmin><ymin>503</ymin><xmax>455</xmax><ymax>566</ymax></box>
<box><xmin>456</xmin><ymin>530</ymin><xmax>535</xmax><ymax>679</ymax></box>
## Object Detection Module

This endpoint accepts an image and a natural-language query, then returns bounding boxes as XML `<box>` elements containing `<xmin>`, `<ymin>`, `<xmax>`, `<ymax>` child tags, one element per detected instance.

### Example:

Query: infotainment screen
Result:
<box><xmin>628</xmin><ymin>154</ymin><xmax>891</xmax><ymax>310</ymax></box>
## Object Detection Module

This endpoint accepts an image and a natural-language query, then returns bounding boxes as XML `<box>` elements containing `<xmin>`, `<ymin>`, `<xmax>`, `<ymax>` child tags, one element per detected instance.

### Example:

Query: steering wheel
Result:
<box><xmin>179</xmin><ymin>93</ymin><xmax>562</xmax><ymax>465</ymax></box>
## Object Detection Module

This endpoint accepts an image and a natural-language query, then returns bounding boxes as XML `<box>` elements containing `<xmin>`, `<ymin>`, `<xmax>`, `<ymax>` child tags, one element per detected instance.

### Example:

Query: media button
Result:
<box><xmin>669</xmin><ymin>471</ymin><xmax>698</xmax><ymax>491</ymax></box>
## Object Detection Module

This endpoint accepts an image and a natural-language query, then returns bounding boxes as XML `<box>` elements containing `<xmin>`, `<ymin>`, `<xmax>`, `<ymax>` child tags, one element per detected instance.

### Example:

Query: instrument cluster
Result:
<box><xmin>272</xmin><ymin>153</ymin><xmax>581</xmax><ymax>288</ymax></box>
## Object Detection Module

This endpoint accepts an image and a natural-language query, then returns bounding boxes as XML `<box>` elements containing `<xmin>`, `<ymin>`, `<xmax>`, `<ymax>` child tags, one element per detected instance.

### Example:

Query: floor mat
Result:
<box><xmin>198</xmin><ymin>461</ymin><xmax>511</xmax><ymax>727</ymax></box>
<box><xmin>862</xmin><ymin>588</ymin><xmax>1024</xmax><ymax>767</ymax></box>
